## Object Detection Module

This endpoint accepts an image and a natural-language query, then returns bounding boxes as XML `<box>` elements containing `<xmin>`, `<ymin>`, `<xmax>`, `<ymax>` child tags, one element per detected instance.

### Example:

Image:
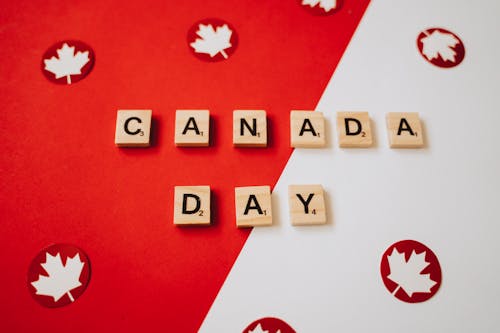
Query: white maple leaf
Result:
<box><xmin>420</xmin><ymin>30</ymin><xmax>460</xmax><ymax>62</ymax></box>
<box><xmin>44</xmin><ymin>43</ymin><xmax>90</xmax><ymax>84</ymax></box>
<box><xmin>190</xmin><ymin>24</ymin><xmax>232</xmax><ymax>59</ymax></box>
<box><xmin>31</xmin><ymin>252</ymin><xmax>85</xmax><ymax>302</ymax></box>
<box><xmin>387</xmin><ymin>248</ymin><xmax>437</xmax><ymax>297</ymax></box>
<box><xmin>302</xmin><ymin>0</ymin><xmax>338</xmax><ymax>12</ymax></box>
<box><xmin>249</xmin><ymin>324</ymin><xmax>269</xmax><ymax>333</ymax></box>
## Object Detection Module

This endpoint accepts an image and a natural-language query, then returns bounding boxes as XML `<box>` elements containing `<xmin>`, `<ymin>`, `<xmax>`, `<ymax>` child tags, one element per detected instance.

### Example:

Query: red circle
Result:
<box><xmin>416</xmin><ymin>28</ymin><xmax>465</xmax><ymax>68</ymax></box>
<box><xmin>380</xmin><ymin>240</ymin><xmax>442</xmax><ymax>303</ymax></box>
<box><xmin>298</xmin><ymin>0</ymin><xmax>343</xmax><ymax>16</ymax></box>
<box><xmin>27</xmin><ymin>244</ymin><xmax>91</xmax><ymax>308</ymax></box>
<box><xmin>41</xmin><ymin>40</ymin><xmax>95</xmax><ymax>84</ymax></box>
<box><xmin>243</xmin><ymin>317</ymin><xmax>296</xmax><ymax>333</ymax></box>
<box><xmin>187</xmin><ymin>18</ymin><xmax>238</xmax><ymax>62</ymax></box>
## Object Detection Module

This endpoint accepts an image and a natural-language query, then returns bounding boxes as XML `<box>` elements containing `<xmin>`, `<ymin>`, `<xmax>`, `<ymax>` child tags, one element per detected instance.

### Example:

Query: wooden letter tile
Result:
<box><xmin>386</xmin><ymin>112</ymin><xmax>424</xmax><ymax>148</ymax></box>
<box><xmin>235</xmin><ymin>186</ymin><xmax>272</xmax><ymax>227</ymax></box>
<box><xmin>288</xmin><ymin>185</ymin><xmax>327</xmax><ymax>226</ymax></box>
<box><xmin>233</xmin><ymin>110</ymin><xmax>267</xmax><ymax>147</ymax></box>
<box><xmin>174</xmin><ymin>186</ymin><xmax>211</xmax><ymax>225</ymax></box>
<box><xmin>115</xmin><ymin>110</ymin><xmax>152</xmax><ymax>147</ymax></box>
<box><xmin>290</xmin><ymin>110</ymin><xmax>326</xmax><ymax>148</ymax></box>
<box><xmin>337</xmin><ymin>112</ymin><xmax>373</xmax><ymax>148</ymax></box>
<box><xmin>175</xmin><ymin>110</ymin><xmax>210</xmax><ymax>147</ymax></box>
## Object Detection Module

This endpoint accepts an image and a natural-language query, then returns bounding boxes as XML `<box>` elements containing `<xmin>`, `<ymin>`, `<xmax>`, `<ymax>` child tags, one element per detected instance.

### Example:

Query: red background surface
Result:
<box><xmin>0</xmin><ymin>1</ymin><xmax>369</xmax><ymax>331</ymax></box>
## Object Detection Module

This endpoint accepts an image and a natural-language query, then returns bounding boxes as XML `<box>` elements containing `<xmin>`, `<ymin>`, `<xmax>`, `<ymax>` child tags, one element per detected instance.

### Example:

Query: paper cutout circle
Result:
<box><xmin>298</xmin><ymin>0</ymin><xmax>343</xmax><ymax>16</ymax></box>
<box><xmin>380</xmin><ymin>239</ymin><xmax>442</xmax><ymax>303</ymax></box>
<box><xmin>243</xmin><ymin>317</ymin><xmax>296</xmax><ymax>333</ymax></box>
<box><xmin>27</xmin><ymin>243</ymin><xmax>91</xmax><ymax>307</ymax></box>
<box><xmin>41</xmin><ymin>40</ymin><xmax>95</xmax><ymax>84</ymax></box>
<box><xmin>417</xmin><ymin>28</ymin><xmax>465</xmax><ymax>68</ymax></box>
<box><xmin>187</xmin><ymin>18</ymin><xmax>238</xmax><ymax>62</ymax></box>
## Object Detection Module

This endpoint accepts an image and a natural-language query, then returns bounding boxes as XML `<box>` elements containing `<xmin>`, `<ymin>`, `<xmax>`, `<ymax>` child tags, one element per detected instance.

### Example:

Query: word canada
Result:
<box><xmin>114</xmin><ymin>109</ymin><xmax>425</xmax><ymax>148</ymax></box>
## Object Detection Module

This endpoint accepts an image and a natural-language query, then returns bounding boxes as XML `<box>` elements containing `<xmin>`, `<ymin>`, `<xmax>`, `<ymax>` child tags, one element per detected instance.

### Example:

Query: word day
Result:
<box><xmin>174</xmin><ymin>185</ymin><xmax>326</xmax><ymax>227</ymax></box>
<box><xmin>114</xmin><ymin>110</ymin><xmax>425</xmax><ymax>148</ymax></box>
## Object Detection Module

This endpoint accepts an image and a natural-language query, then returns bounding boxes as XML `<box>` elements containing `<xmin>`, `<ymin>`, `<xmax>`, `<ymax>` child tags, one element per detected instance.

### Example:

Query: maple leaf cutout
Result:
<box><xmin>31</xmin><ymin>252</ymin><xmax>84</xmax><ymax>302</ymax></box>
<box><xmin>44</xmin><ymin>43</ymin><xmax>90</xmax><ymax>84</ymax></box>
<box><xmin>190</xmin><ymin>24</ymin><xmax>233</xmax><ymax>59</ymax></box>
<box><xmin>386</xmin><ymin>248</ymin><xmax>437</xmax><ymax>297</ymax></box>
<box><xmin>420</xmin><ymin>30</ymin><xmax>460</xmax><ymax>62</ymax></box>
<box><xmin>302</xmin><ymin>0</ymin><xmax>338</xmax><ymax>12</ymax></box>
<box><xmin>248</xmin><ymin>324</ymin><xmax>281</xmax><ymax>333</ymax></box>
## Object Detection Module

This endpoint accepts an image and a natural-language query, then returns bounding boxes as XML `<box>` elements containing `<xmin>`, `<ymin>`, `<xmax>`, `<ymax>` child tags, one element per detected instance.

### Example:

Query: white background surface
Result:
<box><xmin>201</xmin><ymin>1</ymin><xmax>500</xmax><ymax>331</ymax></box>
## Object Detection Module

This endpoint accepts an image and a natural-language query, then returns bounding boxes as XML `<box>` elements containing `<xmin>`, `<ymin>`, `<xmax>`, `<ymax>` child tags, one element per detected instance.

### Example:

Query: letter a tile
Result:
<box><xmin>174</xmin><ymin>186</ymin><xmax>211</xmax><ymax>225</ymax></box>
<box><xmin>175</xmin><ymin>110</ymin><xmax>210</xmax><ymax>147</ymax></box>
<box><xmin>235</xmin><ymin>186</ymin><xmax>272</xmax><ymax>227</ymax></box>
<box><xmin>290</xmin><ymin>110</ymin><xmax>326</xmax><ymax>148</ymax></box>
<box><xmin>386</xmin><ymin>112</ymin><xmax>424</xmax><ymax>148</ymax></box>
<box><xmin>115</xmin><ymin>110</ymin><xmax>152</xmax><ymax>147</ymax></box>
<box><xmin>288</xmin><ymin>185</ymin><xmax>327</xmax><ymax>225</ymax></box>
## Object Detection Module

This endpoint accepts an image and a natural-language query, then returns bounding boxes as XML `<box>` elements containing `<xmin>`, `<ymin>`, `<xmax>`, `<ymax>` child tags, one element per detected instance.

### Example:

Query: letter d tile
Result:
<box><xmin>174</xmin><ymin>186</ymin><xmax>211</xmax><ymax>225</ymax></box>
<box><xmin>337</xmin><ymin>112</ymin><xmax>373</xmax><ymax>148</ymax></box>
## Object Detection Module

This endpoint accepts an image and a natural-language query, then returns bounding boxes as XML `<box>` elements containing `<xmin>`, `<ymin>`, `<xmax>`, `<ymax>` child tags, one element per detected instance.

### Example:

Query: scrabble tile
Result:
<box><xmin>386</xmin><ymin>112</ymin><xmax>424</xmax><ymax>148</ymax></box>
<box><xmin>115</xmin><ymin>110</ymin><xmax>152</xmax><ymax>147</ymax></box>
<box><xmin>337</xmin><ymin>112</ymin><xmax>373</xmax><ymax>148</ymax></box>
<box><xmin>175</xmin><ymin>110</ymin><xmax>210</xmax><ymax>147</ymax></box>
<box><xmin>290</xmin><ymin>110</ymin><xmax>326</xmax><ymax>148</ymax></box>
<box><xmin>288</xmin><ymin>185</ymin><xmax>327</xmax><ymax>226</ymax></box>
<box><xmin>235</xmin><ymin>186</ymin><xmax>272</xmax><ymax>227</ymax></box>
<box><xmin>233</xmin><ymin>110</ymin><xmax>267</xmax><ymax>147</ymax></box>
<box><xmin>174</xmin><ymin>186</ymin><xmax>211</xmax><ymax>225</ymax></box>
